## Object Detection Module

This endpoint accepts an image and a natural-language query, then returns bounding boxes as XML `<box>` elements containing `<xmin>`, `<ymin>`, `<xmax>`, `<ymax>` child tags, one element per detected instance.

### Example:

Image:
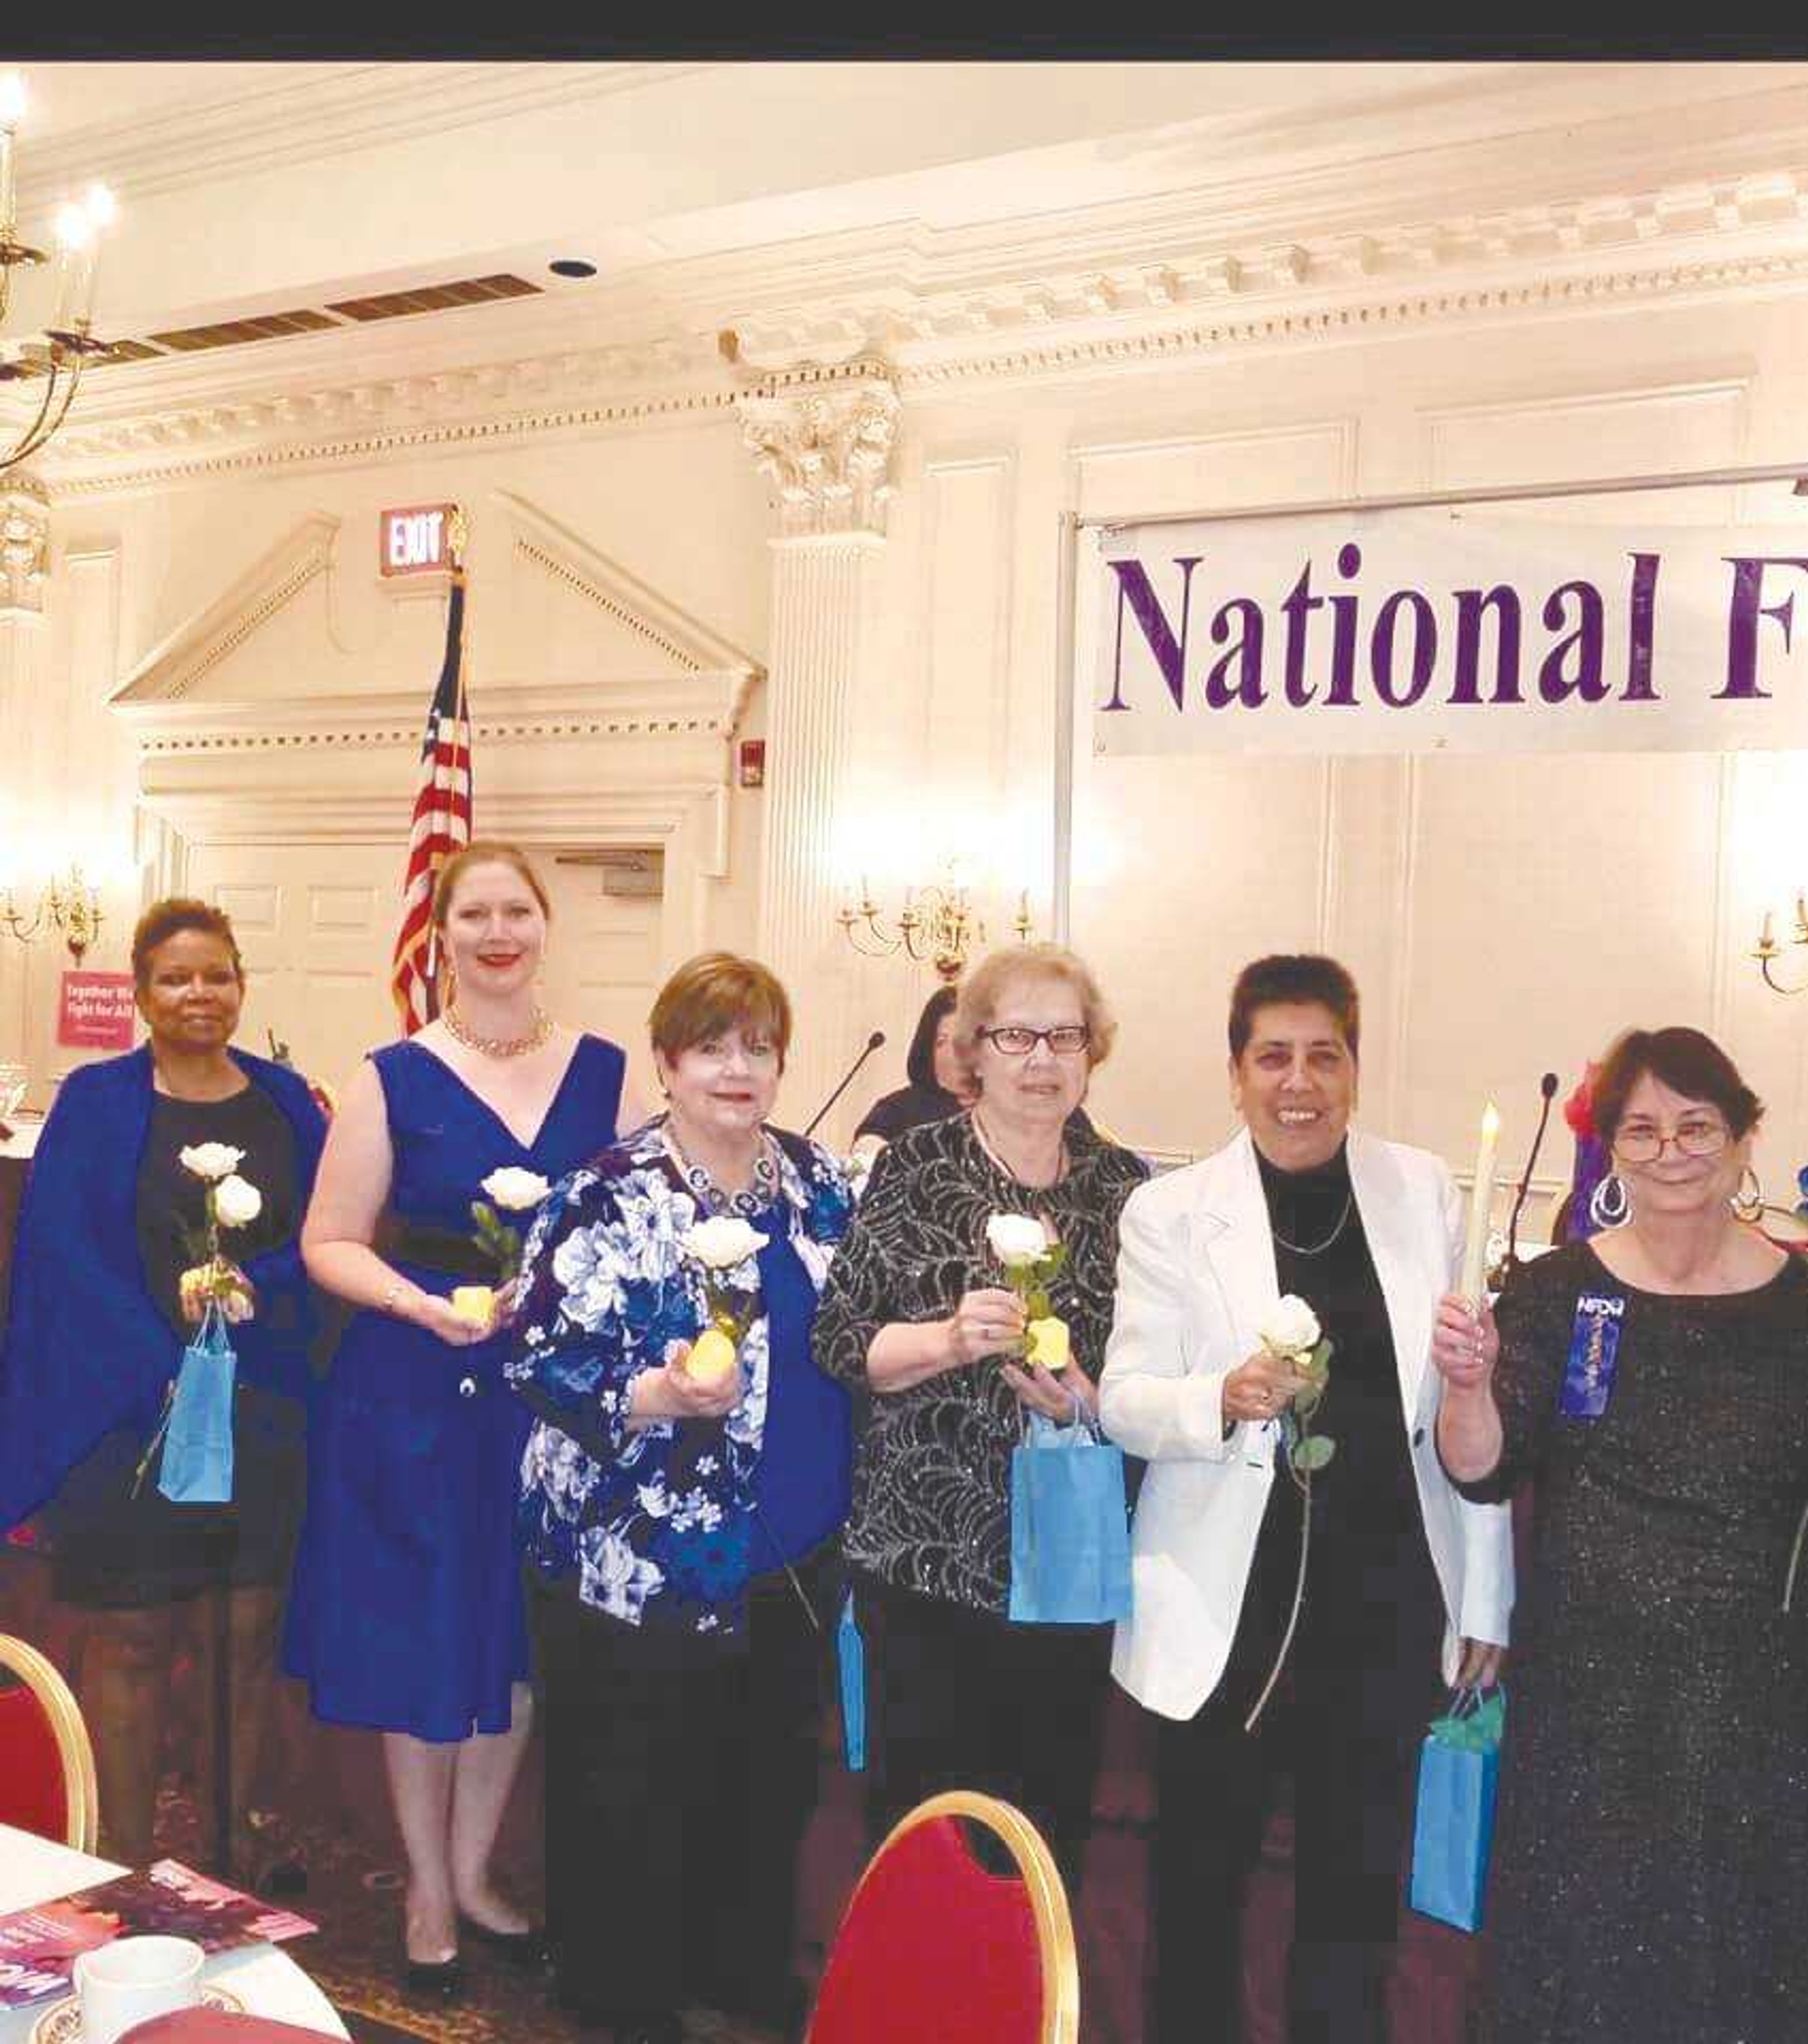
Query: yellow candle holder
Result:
<box><xmin>685</xmin><ymin>1327</ymin><xmax>738</xmax><ymax>1383</ymax></box>
<box><xmin>451</xmin><ymin>1285</ymin><xmax>494</xmax><ymax>1328</ymax></box>
<box><xmin>1025</xmin><ymin>1315</ymin><xmax>1070</xmax><ymax>1371</ymax></box>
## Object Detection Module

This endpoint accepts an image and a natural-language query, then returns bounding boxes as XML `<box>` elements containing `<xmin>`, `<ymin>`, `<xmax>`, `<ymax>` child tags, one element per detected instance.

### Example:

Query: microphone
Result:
<box><xmin>1503</xmin><ymin>1071</ymin><xmax>1561</xmax><ymax>1280</ymax></box>
<box><xmin>803</xmin><ymin>1030</ymin><xmax>887</xmax><ymax>1139</ymax></box>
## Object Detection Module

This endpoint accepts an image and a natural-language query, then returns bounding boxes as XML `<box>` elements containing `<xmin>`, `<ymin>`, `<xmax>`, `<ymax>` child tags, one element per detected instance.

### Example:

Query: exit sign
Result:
<box><xmin>380</xmin><ymin>502</ymin><xmax>461</xmax><ymax>577</ymax></box>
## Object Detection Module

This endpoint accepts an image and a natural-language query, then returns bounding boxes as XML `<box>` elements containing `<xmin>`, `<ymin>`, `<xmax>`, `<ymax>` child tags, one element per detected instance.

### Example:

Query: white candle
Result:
<box><xmin>1460</xmin><ymin>1101</ymin><xmax>1501</xmax><ymax>1303</ymax></box>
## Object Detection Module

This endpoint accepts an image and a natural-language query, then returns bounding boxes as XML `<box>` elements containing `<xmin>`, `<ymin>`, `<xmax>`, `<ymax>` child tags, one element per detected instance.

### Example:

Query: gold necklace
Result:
<box><xmin>443</xmin><ymin>1004</ymin><xmax>552</xmax><ymax>1059</ymax></box>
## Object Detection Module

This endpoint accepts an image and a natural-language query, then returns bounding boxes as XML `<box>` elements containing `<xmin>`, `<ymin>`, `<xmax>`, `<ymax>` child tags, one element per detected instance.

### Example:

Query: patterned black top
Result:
<box><xmin>812</xmin><ymin>1110</ymin><xmax>1148</xmax><ymax>1615</ymax></box>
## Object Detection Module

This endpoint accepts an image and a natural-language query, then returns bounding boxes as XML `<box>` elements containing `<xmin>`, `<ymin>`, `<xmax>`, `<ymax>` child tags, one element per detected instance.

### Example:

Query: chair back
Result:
<box><xmin>807</xmin><ymin>1791</ymin><xmax>1078</xmax><ymax>2044</ymax></box>
<box><xmin>0</xmin><ymin>1633</ymin><xmax>98</xmax><ymax>1852</ymax></box>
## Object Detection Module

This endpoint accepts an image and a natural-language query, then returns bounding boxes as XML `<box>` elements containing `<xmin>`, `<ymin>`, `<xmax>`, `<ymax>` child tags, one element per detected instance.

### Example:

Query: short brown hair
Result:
<box><xmin>952</xmin><ymin>944</ymin><xmax>1116</xmax><ymax>1088</ymax></box>
<box><xmin>131</xmin><ymin>898</ymin><xmax>243</xmax><ymax>991</ymax></box>
<box><xmin>1228</xmin><ymin>955</ymin><xmax>1360</xmax><ymax>1063</ymax></box>
<box><xmin>1593</xmin><ymin>1026</ymin><xmax>1763</xmax><ymax>1145</ymax></box>
<box><xmin>650</xmin><ymin>952</ymin><xmax>792</xmax><ymax>1069</ymax></box>
<box><xmin>430</xmin><ymin>841</ymin><xmax>550</xmax><ymax>928</ymax></box>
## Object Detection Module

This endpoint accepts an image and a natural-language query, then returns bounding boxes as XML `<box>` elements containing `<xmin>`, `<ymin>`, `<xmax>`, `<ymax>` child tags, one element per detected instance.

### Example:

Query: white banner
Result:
<box><xmin>1094</xmin><ymin>509</ymin><xmax>1808</xmax><ymax>755</ymax></box>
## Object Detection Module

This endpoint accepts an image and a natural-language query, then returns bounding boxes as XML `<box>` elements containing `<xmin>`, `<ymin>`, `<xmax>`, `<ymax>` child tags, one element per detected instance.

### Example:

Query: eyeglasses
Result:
<box><xmin>977</xmin><ymin>1024</ymin><xmax>1090</xmax><ymax>1057</ymax></box>
<box><xmin>1613</xmin><ymin>1117</ymin><xmax>1730</xmax><ymax>1163</ymax></box>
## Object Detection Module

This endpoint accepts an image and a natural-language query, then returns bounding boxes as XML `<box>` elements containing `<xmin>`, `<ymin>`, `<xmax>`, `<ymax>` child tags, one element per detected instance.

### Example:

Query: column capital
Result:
<box><xmin>0</xmin><ymin>470</ymin><xmax>50</xmax><ymax>618</ymax></box>
<box><xmin>738</xmin><ymin>366</ymin><xmax>900</xmax><ymax>540</ymax></box>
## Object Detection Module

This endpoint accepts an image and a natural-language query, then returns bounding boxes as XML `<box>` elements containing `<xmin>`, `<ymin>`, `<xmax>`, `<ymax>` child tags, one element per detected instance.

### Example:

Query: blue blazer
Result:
<box><xmin>0</xmin><ymin>1045</ymin><xmax>328</xmax><ymax>1532</ymax></box>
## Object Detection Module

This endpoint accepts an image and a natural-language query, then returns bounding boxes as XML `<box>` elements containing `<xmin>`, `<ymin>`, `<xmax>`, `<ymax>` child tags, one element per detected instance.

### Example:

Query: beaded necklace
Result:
<box><xmin>662</xmin><ymin>1123</ymin><xmax>780</xmax><ymax>1219</ymax></box>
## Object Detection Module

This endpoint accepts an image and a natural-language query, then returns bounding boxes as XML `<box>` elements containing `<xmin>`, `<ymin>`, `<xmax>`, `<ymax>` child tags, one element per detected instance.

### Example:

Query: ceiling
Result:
<box><xmin>7</xmin><ymin>57</ymin><xmax>1808</xmax><ymax>467</ymax></box>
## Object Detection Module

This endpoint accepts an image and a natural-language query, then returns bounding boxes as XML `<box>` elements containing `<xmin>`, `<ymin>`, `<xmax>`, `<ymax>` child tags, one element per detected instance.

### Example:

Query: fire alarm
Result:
<box><xmin>738</xmin><ymin>740</ymin><xmax>766</xmax><ymax>788</ymax></box>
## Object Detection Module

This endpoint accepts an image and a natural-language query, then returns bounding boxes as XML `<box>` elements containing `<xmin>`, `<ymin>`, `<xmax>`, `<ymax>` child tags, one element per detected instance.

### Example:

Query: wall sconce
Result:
<box><xmin>838</xmin><ymin>871</ymin><xmax>1033</xmax><ymax>982</ymax></box>
<box><xmin>3</xmin><ymin>863</ymin><xmax>103</xmax><ymax>960</ymax></box>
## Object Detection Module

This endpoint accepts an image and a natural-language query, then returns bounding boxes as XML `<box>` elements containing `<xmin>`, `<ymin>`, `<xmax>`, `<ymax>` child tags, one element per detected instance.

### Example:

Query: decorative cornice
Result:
<box><xmin>26</xmin><ymin>199</ymin><xmax>1808</xmax><ymax>501</ymax></box>
<box><xmin>0</xmin><ymin>472</ymin><xmax>50</xmax><ymax>617</ymax></box>
<box><xmin>738</xmin><ymin>365</ymin><xmax>900</xmax><ymax>538</ymax></box>
<box><xmin>120</xmin><ymin>676</ymin><xmax>753</xmax><ymax>757</ymax></box>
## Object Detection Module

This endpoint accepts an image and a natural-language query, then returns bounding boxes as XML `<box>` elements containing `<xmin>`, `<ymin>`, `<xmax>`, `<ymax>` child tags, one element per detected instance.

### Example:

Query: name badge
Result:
<box><xmin>1560</xmin><ymin>1291</ymin><xmax>1624</xmax><ymax>1420</ymax></box>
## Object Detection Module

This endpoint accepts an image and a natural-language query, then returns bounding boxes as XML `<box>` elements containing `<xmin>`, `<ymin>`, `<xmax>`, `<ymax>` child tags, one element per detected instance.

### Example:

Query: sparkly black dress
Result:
<box><xmin>1459</xmin><ymin>1242</ymin><xmax>1808</xmax><ymax>2044</ymax></box>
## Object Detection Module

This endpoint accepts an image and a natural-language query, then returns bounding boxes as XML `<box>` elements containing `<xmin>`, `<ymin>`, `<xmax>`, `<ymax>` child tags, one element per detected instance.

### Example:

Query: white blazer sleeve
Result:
<box><xmin>1099</xmin><ymin>1182</ymin><xmax>1238</xmax><ymax>1463</ymax></box>
<box><xmin>1439</xmin><ymin>1155</ymin><xmax>1514</xmax><ymax>1645</ymax></box>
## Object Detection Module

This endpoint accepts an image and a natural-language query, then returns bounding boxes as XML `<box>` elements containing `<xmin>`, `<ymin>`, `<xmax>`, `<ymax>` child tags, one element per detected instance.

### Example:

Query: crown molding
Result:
<box><xmin>25</xmin><ymin>161</ymin><xmax>1808</xmax><ymax>499</ymax></box>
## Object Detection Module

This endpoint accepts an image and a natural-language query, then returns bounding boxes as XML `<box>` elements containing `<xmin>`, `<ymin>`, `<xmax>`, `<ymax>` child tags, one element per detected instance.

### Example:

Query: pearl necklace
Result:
<box><xmin>662</xmin><ymin>1124</ymin><xmax>779</xmax><ymax>1219</ymax></box>
<box><xmin>443</xmin><ymin>1004</ymin><xmax>553</xmax><ymax>1060</ymax></box>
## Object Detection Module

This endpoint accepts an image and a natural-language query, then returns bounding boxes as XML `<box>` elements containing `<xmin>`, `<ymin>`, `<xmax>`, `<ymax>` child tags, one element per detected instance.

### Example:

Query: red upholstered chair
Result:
<box><xmin>0</xmin><ymin>1632</ymin><xmax>98</xmax><ymax>1851</ymax></box>
<box><xmin>807</xmin><ymin>1791</ymin><xmax>1078</xmax><ymax>2044</ymax></box>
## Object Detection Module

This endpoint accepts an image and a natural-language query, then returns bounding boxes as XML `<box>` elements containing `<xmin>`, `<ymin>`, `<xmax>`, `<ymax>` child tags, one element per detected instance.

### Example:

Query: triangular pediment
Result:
<box><xmin>111</xmin><ymin>513</ymin><xmax>342</xmax><ymax>709</ymax></box>
<box><xmin>487</xmin><ymin>489</ymin><xmax>759</xmax><ymax>692</ymax></box>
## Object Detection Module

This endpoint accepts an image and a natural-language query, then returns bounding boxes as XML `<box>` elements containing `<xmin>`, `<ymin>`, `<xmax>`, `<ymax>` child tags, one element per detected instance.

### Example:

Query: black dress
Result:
<box><xmin>50</xmin><ymin>1087</ymin><xmax>304</xmax><ymax>1607</ymax></box>
<box><xmin>1460</xmin><ymin>1242</ymin><xmax>1808</xmax><ymax>2044</ymax></box>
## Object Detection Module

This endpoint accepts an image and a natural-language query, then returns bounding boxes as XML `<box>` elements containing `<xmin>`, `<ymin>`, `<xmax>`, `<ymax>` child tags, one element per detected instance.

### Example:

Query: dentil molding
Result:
<box><xmin>24</xmin><ymin>160</ymin><xmax>1808</xmax><ymax>499</ymax></box>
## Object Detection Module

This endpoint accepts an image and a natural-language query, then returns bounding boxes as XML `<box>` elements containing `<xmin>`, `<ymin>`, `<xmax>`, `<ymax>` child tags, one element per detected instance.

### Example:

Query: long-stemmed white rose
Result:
<box><xmin>1245</xmin><ymin>1292</ymin><xmax>1336</xmax><ymax>1731</ymax></box>
<box><xmin>987</xmin><ymin>1211</ymin><xmax>1071</xmax><ymax>1370</ymax></box>
<box><xmin>175</xmin><ymin>1153</ymin><xmax>263</xmax><ymax>1325</ymax></box>
<box><xmin>453</xmin><ymin>1167</ymin><xmax>555</xmax><ymax>1325</ymax></box>
<box><xmin>678</xmin><ymin>1215</ymin><xmax>768</xmax><ymax>1383</ymax></box>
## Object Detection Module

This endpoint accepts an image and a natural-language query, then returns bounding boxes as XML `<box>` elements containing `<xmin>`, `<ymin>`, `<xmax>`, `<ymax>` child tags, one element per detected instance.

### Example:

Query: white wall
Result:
<box><xmin>7</xmin><ymin>266</ymin><xmax>1808</xmax><ymax>1214</ymax></box>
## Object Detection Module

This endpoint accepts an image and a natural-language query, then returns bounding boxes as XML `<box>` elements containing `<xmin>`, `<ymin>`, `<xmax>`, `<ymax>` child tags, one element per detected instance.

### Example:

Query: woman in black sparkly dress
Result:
<box><xmin>1436</xmin><ymin>1025</ymin><xmax>1808</xmax><ymax>2043</ymax></box>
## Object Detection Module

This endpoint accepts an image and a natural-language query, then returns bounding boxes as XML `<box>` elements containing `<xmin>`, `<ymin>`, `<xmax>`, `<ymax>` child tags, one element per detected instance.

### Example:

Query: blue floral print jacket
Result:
<box><xmin>505</xmin><ymin>1117</ymin><xmax>854</xmax><ymax>1643</ymax></box>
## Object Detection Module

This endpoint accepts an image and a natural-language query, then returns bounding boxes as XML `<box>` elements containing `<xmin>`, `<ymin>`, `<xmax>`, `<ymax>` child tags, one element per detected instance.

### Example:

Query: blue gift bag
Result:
<box><xmin>156</xmin><ymin>1303</ymin><xmax>237</xmax><ymax>1505</ymax></box>
<box><xmin>1008</xmin><ymin>1401</ymin><xmax>1133</xmax><ymax>1626</ymax></box>
<box><xmin>837</xmin><ymin>1588</ymin><xmax>865</xmax><ymax>1773</ymax></box>
<box><xmin>1408</xmin><ymin>1687</ymin><xmax>1505</xmax><ymax>1932</ymax></box>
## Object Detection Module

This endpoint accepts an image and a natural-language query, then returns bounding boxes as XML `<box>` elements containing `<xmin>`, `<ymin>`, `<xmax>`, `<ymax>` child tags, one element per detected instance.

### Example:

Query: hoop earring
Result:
<box><xmin>1733</xmin><ymin>1165</ymin><xmax>1764</xmax><ymax>1223</ymax></box>
<box><xmin>1589</xmin><ymin>1171</ymin><xmax>1631</xmax><ymax>1230</ymax></box>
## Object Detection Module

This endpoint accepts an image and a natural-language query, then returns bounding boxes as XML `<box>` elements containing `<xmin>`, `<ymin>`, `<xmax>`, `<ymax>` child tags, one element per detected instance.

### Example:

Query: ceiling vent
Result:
<box><xmin>145</xmin><ymin>309</ymin><xmax>341</xmax><ymax>354</ymax></box>
<box><xmin>325</xmin><ymin>274</ymin><xmax>541</xmax><ymax>322</ymax></box>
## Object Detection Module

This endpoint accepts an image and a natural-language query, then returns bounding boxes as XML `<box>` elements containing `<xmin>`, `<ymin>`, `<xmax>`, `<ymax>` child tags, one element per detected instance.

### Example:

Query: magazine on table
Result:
<box><xmin>0</xmin><ymin>1858</ymin><xmax>315</xmax><ymax>2010</ymax></box>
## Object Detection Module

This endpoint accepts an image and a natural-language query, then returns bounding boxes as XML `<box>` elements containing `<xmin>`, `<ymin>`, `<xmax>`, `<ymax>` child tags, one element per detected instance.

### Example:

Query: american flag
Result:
<box><xmin>390</xmin><ymin>569</ymin><xmax>473</xmax><ymax>1033</ymax></box>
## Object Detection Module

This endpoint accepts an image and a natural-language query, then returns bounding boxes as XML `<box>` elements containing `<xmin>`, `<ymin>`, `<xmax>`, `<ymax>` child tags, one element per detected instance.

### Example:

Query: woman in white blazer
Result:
<box><xmin>1099</xmin><ymin>955</ymin><xmax>1512</xmax><ymax>2044</ymax></box>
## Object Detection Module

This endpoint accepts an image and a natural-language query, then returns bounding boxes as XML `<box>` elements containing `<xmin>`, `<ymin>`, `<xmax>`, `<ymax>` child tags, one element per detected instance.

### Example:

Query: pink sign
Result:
<box><xmin>56</xmin><ymin>970</ymin><xmax>137</xmax><ymax>1051</ymax></box>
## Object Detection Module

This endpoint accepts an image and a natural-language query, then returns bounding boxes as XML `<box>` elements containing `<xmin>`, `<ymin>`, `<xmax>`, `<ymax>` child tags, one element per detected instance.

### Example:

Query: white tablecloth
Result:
<box><xmin>0</xmin><ymin>1826</ymin><xmax>347</xmax><ymax>2042</ymax></box>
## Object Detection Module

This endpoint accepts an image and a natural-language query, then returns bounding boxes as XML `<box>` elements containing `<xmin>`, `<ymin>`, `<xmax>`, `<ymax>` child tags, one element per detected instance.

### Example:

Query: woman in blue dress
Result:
<box><xmin>283</xmin><ymin>840</ymin><xmax>647</xmax><ymax>1995</ymax></box>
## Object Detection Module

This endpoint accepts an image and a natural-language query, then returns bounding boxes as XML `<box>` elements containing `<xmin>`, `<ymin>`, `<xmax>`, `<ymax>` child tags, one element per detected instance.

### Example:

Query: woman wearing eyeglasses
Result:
<box><xmin>814</xmin><ymin>943</ymin><xmax>1148</xmax><ymax>1887</ymax></box>
<box><xmin>1436</xmin><ymin>1026</ymin><xmax>1808</xmax><ymax>2044</ymax></box>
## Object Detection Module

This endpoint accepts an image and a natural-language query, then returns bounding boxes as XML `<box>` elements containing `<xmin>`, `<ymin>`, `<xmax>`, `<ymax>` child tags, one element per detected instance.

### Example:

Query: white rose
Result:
<box><xmin>986</xmin><ymin>1213</ymin><xmax>1050</xmax><ymax>1269</ymax></box>
<box><xmin>679</xmin><ymin>1216</ymin><xmax>769</xmax><ymax>1270</ymax></box>
<box><xmin>482</xmin><ymin>1167</ymin><xmax>552</xmax><ymax>1213</ymax></box>
<box><xmin>1259</xmin><ymin>1294</ymin><xmax>1322</xmax><ymax>1358</ymax></box>
<box><xmin>179</xmin><ymin>1142</ymin><xmax>244</xmax><ymax>1182</ymax></box>
<box><xmin>212</xmin><ymin>1174</ymin><xmax>263</xmax><ymax>1229</ymax></box>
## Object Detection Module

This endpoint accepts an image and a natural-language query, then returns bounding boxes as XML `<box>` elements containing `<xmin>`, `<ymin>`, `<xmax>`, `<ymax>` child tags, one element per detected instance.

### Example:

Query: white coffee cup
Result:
<box><xmin>72</xmin><ymin>1935</ymin><xmax>204</xmax><ymax>2044</ymax></box>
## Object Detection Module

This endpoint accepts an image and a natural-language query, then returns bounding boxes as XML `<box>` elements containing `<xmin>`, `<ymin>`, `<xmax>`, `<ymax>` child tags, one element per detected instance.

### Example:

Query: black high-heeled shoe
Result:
<box><xmin>401</xmin><ymin>1953</ymin><xmax>464</xmax><ymax>2000</ymax></box>
<box><xmin>458</xmin><ymin>1913</ymin><xmax>551</xmax><ymax>1967</ymax></box>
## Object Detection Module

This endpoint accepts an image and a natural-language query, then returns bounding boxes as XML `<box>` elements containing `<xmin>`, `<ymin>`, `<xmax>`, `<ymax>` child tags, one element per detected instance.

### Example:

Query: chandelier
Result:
<box><xmin>1753</xmin><ymin>900</ymin><xmax>1808</xmax><ymax>995</ymax></box>
<box><xmin>0</xmin><ymin>73</ymin><xmax>117</xmax><ymax>475</ymax></box>
<box><xmin>838</xmin><ymin>867</ymin><xmax>1034</xmax><ymax>982</ymax></box>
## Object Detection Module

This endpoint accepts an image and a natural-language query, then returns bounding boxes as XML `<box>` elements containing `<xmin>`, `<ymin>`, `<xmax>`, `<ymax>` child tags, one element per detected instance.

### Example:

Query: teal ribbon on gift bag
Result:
<box><xmin>155</xmin><ymin>1301</ymin><xmax>238</xmax><ymax>1505</ymax></box>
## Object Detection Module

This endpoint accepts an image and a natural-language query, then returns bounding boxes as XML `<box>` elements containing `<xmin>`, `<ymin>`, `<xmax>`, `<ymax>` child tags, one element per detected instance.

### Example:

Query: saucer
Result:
<box><xmin>30</xmin><ymin>1981</ymin><xmax>244</xmax><ymax>2044</ymax></box>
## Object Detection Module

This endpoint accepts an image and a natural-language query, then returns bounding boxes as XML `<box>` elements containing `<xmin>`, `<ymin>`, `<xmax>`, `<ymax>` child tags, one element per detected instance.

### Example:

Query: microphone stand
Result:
<box><xmin>1503</xmin><ymin>1073</ymin><xmax>1560</xmax><ymax>1281</ymax></box>
<box><xmin>804</xmin><ymin>1031</ymin><xmax>887</xmax><ymax>1139</ymax></box>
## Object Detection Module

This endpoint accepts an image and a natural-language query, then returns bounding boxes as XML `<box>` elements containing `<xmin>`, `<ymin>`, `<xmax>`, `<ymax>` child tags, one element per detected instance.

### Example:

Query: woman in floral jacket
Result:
<box><xmin>506</xmin><ymin>953</ymin><xmax>853</xmax><ymax>2044</ymax></box>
